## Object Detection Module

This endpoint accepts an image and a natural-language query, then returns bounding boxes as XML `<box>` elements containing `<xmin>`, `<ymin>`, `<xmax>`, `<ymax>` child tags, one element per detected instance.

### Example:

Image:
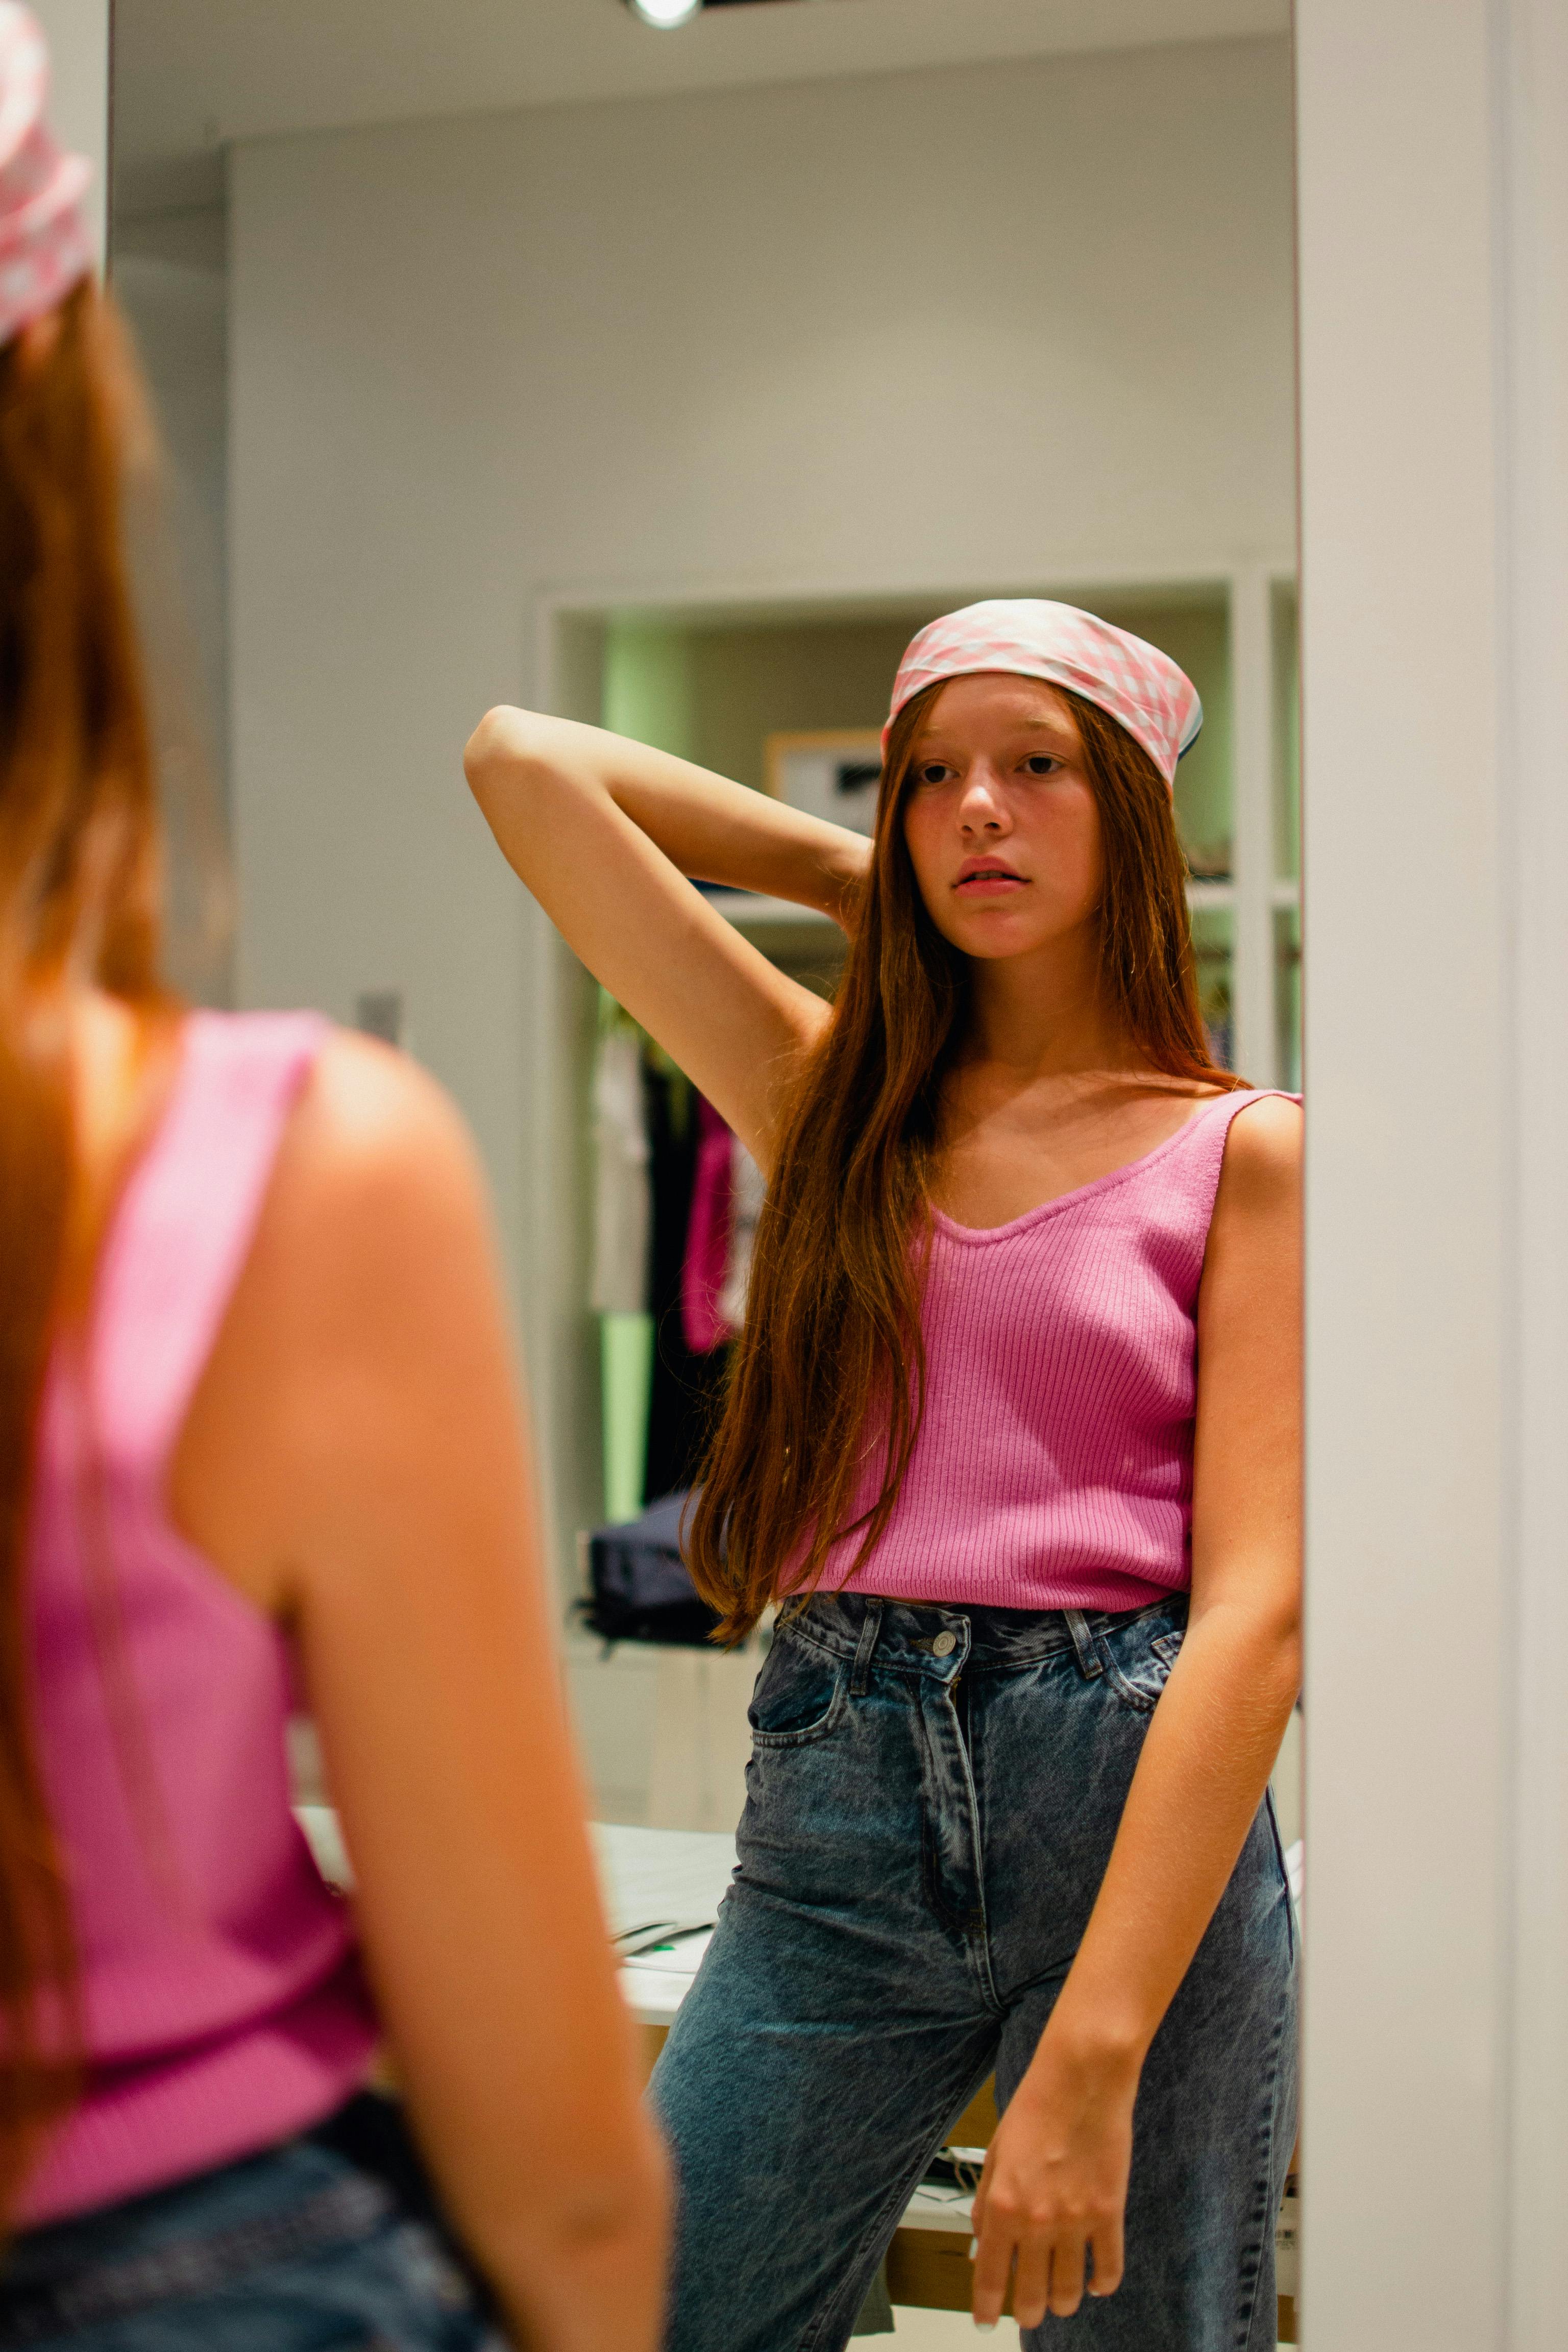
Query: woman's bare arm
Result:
<box><xmin>171</xmin><ymin>1036</ymin><xmax>668</xmax><ymax>2352</ymax></box>
<box><xmin>969</xmin><ymin>1095</ymin><xmax>1303</xmax><ymax>2331</ymax></box>
<box><xmin>464</xmin><ymin>708</ymin><xmax>871</xmax><ymax>1165</ymax></box>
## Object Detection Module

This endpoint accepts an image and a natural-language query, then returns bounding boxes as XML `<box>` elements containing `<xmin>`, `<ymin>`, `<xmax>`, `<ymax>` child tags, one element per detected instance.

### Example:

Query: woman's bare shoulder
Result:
<box><xmin>260</xmin><ymin>1031</ymin><xmax>496</xmax><ymax>1302</ymax></box>
<box><xmin>292</xmin><ymin>1028</ymin><xmax>469</xmax><ymax>1154</ymax></box>
<box><xmin>1224</xmin><ymin>1092</ymin><xmax>1303</xmax><ymax>1165</ymax></box>
<box><xmin>172</xmin><ymin>1033</ymin><xmax>509</xmax><ymax>1610</ymax></box>
<box><xmin>1213</xmin><ymin>1094</ymin><xmax>1303</xmax><ymax>1224</ymax></box>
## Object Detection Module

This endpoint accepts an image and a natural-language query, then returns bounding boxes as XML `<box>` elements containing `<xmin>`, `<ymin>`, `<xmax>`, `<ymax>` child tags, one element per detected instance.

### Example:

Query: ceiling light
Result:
<box><xmin>625</xmin><ymin>0</ymin><xmax>800</xmax><ymax>25</ymax></box>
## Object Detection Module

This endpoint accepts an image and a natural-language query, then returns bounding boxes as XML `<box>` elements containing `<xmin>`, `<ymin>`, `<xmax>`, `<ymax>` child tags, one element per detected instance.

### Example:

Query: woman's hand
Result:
<box><xmin>969</xmin><ymin>2023</ymin><xmax>1140</xmax><ymax>2329</ymax></box>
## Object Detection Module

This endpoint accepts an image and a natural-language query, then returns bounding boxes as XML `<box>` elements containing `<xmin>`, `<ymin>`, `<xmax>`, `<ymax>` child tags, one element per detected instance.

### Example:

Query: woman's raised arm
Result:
<box><xmin>464</xmin><ymin>708</ymin><xmax>870</xmax><ymax>1164</ymax></box>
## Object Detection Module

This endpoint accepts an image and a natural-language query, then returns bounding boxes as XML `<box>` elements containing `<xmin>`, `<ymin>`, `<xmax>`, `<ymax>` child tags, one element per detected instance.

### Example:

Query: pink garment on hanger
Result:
<box><xmin>681</xmin><ymin>1095</ymin><xmax>734</xmax><ymax>1355</ymax></box>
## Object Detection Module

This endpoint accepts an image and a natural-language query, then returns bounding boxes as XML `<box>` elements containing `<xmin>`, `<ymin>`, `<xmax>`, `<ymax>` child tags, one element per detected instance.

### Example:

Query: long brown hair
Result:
<box><xmin>0</xmin><ymin>281</ymin><xmax>168</xmax><ymax>2209</ymax></box>
<box><xmin>689</xmin><ymin>677</ymin><xmax>1242</xmax><ymax>1644</ymax></box>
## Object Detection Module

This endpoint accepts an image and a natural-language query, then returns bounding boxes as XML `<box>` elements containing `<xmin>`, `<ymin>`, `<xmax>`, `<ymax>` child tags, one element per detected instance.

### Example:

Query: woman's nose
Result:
<box><xmin>958</xmin><ymin>767</ymin><xmax>1009</xmax><ymax>832</ymax></box>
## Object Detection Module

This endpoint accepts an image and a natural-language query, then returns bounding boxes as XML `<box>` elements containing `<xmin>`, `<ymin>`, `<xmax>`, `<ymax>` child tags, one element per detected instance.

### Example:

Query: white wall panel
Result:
<box><xmin>1297</xmin><ymin>0</ymin><xmax>1568</xmax><ymax>2342</ymax></box>
<box><xmin>32</xmin><ymin>0</ymin><xmax>106</xmax><ymax>262</ymax></box>
<box><xmin>228</xmin><ymin>37</ymin><xmax>1295</xmax><ymax>1236</ymax></box>
<box><xmin>1500</xmin><ymin>0</ymin><xmax>1568</xmax><ymax>2341</ymax></box>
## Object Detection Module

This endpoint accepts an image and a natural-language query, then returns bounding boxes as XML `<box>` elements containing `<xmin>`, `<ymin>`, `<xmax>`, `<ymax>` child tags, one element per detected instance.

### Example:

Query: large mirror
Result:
<box><xmin>108</xmin><ymin>4</ymin><xmax>1302</xmax><ymax>2341</ymax></box>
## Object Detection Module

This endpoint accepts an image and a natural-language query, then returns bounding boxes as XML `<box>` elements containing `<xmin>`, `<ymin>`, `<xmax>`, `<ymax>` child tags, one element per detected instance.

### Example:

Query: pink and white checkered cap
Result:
<box><xmin>885</xmin><ymin>599</ymin><xmax>1202</xmax><ymax>790</ymax></box>
<box><xmin>0</xmin><ymin>2</ymin><xmax>94</xmax><ymax>350</ymax></box>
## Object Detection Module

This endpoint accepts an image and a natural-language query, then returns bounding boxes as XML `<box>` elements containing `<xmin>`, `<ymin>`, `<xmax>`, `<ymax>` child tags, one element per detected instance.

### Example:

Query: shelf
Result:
<box><xmin>706</xmin><ymin>881</ymin><xmax>1300</xmax><ymax>929</ymax></box>
<box><xmin>705</xmin><ymin>890</ymin><xmax>838</xmax><ymax>930</ymax></box>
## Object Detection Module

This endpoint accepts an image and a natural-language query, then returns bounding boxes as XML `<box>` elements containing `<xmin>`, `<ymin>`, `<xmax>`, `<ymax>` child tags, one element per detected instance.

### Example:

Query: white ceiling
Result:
<box><xmin>113</xmin><ymin>0</ymin><xmax>1288</xmax><ymax>207</ymax></box>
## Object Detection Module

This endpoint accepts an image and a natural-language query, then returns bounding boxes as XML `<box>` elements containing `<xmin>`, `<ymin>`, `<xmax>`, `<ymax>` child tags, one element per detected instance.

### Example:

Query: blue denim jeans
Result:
<box><xmin>0</xmin><ymin>2094</ymin><xmax>503</xmax><ymax>2349</ymax></box>
<box><xmin>651</xmin><ymin>1592</ymin><xmax>1297</xmax><ymax>2352</ymax></box>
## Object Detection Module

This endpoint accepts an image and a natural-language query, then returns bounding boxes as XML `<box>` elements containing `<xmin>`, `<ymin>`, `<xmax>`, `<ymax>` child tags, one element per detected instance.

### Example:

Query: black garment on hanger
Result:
<box><xmin>642</xmin><ymin>1055</ymin><xmax>729</xmax><ymax>1503</ymax></box>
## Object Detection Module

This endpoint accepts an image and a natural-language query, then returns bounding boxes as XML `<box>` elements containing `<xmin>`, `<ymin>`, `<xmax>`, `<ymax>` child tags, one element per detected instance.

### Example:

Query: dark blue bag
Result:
<box><xmin>580</xmin><ymin>1489</ymin><xmax>721</xmax><ymax>1648</ymax></box>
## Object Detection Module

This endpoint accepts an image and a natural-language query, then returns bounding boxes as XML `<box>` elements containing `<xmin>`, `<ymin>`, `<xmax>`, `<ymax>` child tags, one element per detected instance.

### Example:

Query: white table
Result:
<box><xmin>592</xmin><ymin>1821</ymin><xmax>733</xmax><ymax>2027</ymax></box>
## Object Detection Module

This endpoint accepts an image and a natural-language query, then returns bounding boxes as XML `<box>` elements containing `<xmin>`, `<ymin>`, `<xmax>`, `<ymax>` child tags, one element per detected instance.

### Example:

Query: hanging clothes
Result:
<box><xmin>681</xmin><ymin>1096</ymin><xmax>735</xmax><ymax>1355</ymax></box>
<box><xmin>589</xmin><ymin>1021</ymin><xmax>652</xmax><ymax>1314</ymax></box>
<box><xmin>643</xmin><ymin>1055</ymin><xmax>729</xmax><ymax>1504</ymax></box>
<box><xmin>717</xmin><ymin>1138</ymin><xmax>765</xmax><ymax>1334</ymax></box>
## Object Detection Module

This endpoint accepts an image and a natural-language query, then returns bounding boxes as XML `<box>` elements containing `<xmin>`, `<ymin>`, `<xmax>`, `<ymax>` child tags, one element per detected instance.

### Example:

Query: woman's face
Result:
<box><xmin>899</xmin><ymin>674</ymin><xmax>1103</xmax><ymax>963</ymax></box>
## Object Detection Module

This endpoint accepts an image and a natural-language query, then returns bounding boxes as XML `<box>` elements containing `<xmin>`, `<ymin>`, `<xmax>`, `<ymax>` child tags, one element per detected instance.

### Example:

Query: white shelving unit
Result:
<box><xmin>703</xmin><ymin>890</ymin><xmax>834</xmax><ymax>929</ymax></box>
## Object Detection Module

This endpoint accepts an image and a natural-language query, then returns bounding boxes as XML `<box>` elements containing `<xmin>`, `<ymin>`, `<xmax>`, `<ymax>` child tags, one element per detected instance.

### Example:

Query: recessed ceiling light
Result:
<box><xmin>625</xmin><ymin>0</ymin><xmax>799</xmax><ymax>24</ymax></box>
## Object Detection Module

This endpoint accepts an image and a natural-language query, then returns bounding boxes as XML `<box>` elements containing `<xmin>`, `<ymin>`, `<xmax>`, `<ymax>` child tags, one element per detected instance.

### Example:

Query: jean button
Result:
<box><xmin>932</xmin><ymin>1631</ymin><xmax>957</xmax><ymax>1658</ymax></box>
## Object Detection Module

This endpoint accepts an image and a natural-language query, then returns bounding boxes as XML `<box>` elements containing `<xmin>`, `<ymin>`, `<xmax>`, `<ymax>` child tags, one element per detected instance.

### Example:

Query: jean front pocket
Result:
<box><xmin>747</xmin><ymin>1630</ymin><xmax>846</xmax><ymax>1748</ymax></box>
<box><xmin>1097</xmin><ymin>1612</ymin><xmax>1186</xmax><ymax>1714</ymax></box>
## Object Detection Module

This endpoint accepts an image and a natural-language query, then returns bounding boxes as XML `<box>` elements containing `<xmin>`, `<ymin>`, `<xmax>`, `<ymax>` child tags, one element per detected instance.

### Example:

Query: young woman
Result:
<box><xmin>0</xmin><ymin>12</ymin><xmax>666</xmax><ymax>2344</ymax></box>
<box><xmin>466</xmin><ymin>597</ymin><xmax>1300</xmax><ymax>2350</ymax></box>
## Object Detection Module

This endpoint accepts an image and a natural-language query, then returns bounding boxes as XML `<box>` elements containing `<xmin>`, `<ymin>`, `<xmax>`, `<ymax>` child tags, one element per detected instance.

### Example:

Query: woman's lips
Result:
<box><xmin>953</xmin><ymin>868</ymin><xmax>1028</xmax><ymax>895</ymax></box>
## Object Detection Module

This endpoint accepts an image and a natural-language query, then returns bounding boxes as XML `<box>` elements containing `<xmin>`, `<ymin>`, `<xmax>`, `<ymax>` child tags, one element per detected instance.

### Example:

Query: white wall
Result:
<box><xmin>114</xmin><ymin>213</ymin><xmax>229</xmax><ymax>760</ymax></box>
<box><xmin>229</xmin><ymin>34</ymin><xmax>1295</xmax><ymax>1356</ymax></box>
<box><xmin>112</xmin><ymin>203</ymin><xmax>232</xmax><ymax>1007</ymax></box>
<box><xmin>1295</xmin><ymin>0</ymin><xmax>1568</xmax><ymax>2343</ymax></box>
<box><xmin>32</xmin><ymin>0</ymin><xmax>107</xmax><ymax>261</ymax></box>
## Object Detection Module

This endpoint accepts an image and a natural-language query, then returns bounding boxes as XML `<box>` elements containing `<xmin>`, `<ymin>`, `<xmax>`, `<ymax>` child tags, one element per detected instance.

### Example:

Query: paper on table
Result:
<box><xmin>592</xmin><ymin>1822</ymin><xmax>737</xmax><ymax>1940</ymax></box>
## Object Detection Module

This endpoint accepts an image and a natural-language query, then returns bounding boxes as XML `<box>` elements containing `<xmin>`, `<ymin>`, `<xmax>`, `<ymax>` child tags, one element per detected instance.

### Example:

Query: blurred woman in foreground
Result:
<box><xmin>0</xmin><ymin>9</ymin><xmax>666</xmax><ymax>2344</ymax></box>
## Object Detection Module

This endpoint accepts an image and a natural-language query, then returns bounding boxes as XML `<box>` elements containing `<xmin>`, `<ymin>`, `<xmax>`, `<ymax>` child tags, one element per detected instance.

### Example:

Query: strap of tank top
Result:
<box><xmin>1179</xmin><ymin>1087</ymin><xmax>1300</xmax><ymax>1245</ymax></box>
<box><xmin>87</xmin><ymin>1009</ymin><xmax>331</xmax><ymax>1504</ymax></box>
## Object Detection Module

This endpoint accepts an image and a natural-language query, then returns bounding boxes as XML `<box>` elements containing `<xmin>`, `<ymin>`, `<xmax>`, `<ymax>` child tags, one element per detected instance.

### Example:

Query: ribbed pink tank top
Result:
<box><xmin>18</xmin><ymin>1012</ymin><xmax>378</xmax><ymax>2226</ymax></box>
<box><xmin>817</xmin><ymin>1090</ymin><xmax>1291</xmax><ymax>1614</ymax></box>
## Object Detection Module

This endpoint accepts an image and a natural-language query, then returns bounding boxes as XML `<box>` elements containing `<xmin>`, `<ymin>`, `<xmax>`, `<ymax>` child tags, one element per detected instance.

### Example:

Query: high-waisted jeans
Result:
<box><xmin>651</xmin><ymin>1591</ymin><xmax>1297</xmax><ymax>2352</ymax></box>
<box><xmin>0</xmin><ymin>2094</ymin><xmax>501</xmax><ymax>2349</ymax></box>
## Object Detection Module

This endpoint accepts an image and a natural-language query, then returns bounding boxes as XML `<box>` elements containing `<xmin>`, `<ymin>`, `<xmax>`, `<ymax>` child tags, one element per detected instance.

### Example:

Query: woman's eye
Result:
<box><xmin>915</xmin><ymin>762</ymin><xmax>952</xmax><ymax>787</ymax></box>
<box><xmin>1022</xmin><ymin>755</ymin><xmax>1063</xmax><ymax>776</ymax></box>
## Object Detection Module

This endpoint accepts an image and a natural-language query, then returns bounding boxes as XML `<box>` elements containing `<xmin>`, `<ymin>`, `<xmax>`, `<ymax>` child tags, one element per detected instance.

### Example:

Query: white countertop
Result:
<box><xmin>295</xmin><ymin>1810</ymin><xmax>733</xmax><ymax>2029</ymax></box>
<box><xmin>593</xmin><ymin>1821</ymin><xmax>736</xmax><ymax>2026</ymax></box>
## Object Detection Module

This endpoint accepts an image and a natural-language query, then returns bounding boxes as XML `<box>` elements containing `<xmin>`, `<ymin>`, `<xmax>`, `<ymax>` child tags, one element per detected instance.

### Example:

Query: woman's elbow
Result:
<box><xmin>463</xmin><ymin>704</ymin><xmax>537</xmax><ymax>814</ymax></box>
<box><xmin>1262</xmin><ymin>1599</ymin><xmax>1303</xmax><ymax>1710</ymax></box>
<box><xmin>1195</xmin><ymin>1581</ymin><xmax>1302</xmax><ymax>1704</ymax></box>
<box><xmin>488</xmin><ymin>2118</ymin><xmax>670</xmax><ymax>2325</ymax></box>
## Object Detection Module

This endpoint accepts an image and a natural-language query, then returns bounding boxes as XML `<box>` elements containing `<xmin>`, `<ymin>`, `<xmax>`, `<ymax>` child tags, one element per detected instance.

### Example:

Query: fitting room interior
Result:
<box><xmin>74</xmin><ymin>0</ymin><xmax>1568</xmax><ymax>2344</ymax></box>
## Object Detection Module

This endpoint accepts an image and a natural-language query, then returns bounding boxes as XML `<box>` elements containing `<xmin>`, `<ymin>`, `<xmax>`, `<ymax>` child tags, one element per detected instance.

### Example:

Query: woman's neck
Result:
<box><xmin>962</xmin><ymin>932</ymin><xmax>1142</xmax><ymax>1083</ymax></box>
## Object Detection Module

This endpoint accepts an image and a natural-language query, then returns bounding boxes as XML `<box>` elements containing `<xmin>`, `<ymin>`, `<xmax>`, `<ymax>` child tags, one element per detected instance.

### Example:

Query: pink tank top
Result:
<box><xmin>816</xmin><ymin>1090</ymin><xmax>1292</xmax><ymax>1614</ymax></box>
<box><xmin>17</xmin><ymin>1012</ymin><xmax>378</xmax><ymax>2226</ymax></box>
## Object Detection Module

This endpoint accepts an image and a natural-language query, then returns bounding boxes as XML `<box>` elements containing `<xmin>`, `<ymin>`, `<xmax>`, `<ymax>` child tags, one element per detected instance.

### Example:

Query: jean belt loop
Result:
<box><xmin>1065</xmin><ymin>1608</ymin><xmax>1103</xmax><ymax>1682</ymax></box>
<box><xmin>850</xmin><ymin>1599</ymin><xmax>884</xmax><ymax>1697</ymax></box>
